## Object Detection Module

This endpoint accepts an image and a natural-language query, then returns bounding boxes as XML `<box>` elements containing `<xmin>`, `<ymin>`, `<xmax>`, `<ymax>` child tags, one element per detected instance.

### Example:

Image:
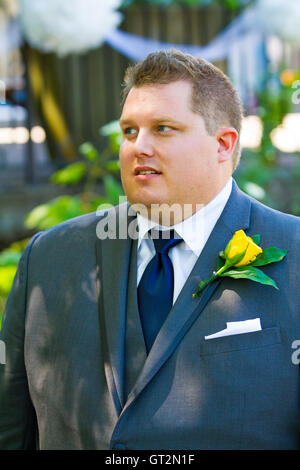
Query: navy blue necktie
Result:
<box><xmin>138</xmin><ymin>230</ymin><xmax>182</xmax><ymax>352</ymax></box>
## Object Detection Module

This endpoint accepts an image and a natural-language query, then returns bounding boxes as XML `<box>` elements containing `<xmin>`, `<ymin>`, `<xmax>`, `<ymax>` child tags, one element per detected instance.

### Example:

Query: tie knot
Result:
<box><xmin>151</xmin><ymin>229</ymin><xmax>182</xmax><ymax>255</ymax></box>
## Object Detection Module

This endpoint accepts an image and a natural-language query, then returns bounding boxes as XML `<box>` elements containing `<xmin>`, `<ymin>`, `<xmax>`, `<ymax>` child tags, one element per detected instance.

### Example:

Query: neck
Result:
<box><xmin>134</xmin><ymin>177</ymin><xmax>232</xmax><ymax>226</ymax></box>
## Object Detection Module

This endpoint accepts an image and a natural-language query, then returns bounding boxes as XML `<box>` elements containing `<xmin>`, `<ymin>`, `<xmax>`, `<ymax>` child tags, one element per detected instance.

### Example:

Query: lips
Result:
<box><xmin>134</xmin><ymin>166</ymin><xmax>162</xmax><ymax>176</ymax></box>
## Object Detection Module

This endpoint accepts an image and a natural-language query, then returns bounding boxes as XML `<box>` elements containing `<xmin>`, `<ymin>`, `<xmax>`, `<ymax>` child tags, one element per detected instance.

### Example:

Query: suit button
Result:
<box><xmin>113</xmin><ymin>443</ymin><xmax>127</xmax><ymax>450</ymax></box>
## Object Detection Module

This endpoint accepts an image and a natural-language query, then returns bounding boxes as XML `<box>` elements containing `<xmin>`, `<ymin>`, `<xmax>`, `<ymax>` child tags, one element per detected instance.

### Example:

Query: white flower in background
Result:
<box><xmin>254</xmin><ymin>0</ymin><xmax>300</xmax><ymax>45</ymax></box>
<box><xmin>19</xmin><ymin>0</ymin><xmax>123</xmax><ymax>56</ymax></box>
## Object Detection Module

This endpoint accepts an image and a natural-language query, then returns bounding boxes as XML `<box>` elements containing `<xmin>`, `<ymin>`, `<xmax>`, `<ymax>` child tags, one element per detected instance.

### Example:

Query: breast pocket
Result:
<box><xmin>199</xmin><ymin>327</ymin><xmax>281</xmax><ymax>356</ymax></box>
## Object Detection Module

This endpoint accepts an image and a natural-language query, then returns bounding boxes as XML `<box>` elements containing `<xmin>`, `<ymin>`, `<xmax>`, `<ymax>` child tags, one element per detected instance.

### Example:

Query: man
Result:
<box><xmin>0</xmin><ymin>50</ymin><xmax>300</xmax><ymax>450</ymax></box>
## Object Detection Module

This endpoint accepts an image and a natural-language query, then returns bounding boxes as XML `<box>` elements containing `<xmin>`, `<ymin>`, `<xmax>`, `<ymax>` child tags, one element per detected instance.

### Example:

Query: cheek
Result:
<box><xmin>119</xmin><ymin>144</ymin><xmax>126</xmax><ymax>161</ymax></box>
<box><xmin>119</xmin><ymin>145</ymin><xmax>131</xmax><ymax>171</ymax></box>
<box><xmin>119</xmin><ymin>150</ymin><xmax>131</xmax><ymax>187</ymax></box>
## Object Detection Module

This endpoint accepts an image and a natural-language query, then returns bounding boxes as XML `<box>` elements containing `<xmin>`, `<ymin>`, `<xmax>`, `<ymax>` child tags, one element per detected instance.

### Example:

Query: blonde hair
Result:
<box><xmin>122</xmin><ymin>49</ymin><xmax>244</xmax><ymax>171</ymax></box>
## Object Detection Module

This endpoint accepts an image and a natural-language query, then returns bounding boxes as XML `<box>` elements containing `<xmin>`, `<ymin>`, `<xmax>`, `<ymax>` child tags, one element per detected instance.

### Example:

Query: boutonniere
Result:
<box><xmin>192</xmin><ymin>229</ymin><xmax>288</xmax><ymax>298</ymax></box>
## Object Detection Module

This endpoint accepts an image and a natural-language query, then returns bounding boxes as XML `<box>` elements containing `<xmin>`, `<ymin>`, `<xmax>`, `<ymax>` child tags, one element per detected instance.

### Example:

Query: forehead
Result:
<box><xmin>120</xmin><ymin>80</ymin><xmax>194</xmax><ymax>120</ymax></box>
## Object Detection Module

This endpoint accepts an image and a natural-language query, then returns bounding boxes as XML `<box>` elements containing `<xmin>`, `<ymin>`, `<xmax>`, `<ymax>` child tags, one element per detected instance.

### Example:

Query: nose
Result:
<box><xmin>134</xmin><ymin>129</ymin><xmax>155</xmax><ymax>158</ymax></box>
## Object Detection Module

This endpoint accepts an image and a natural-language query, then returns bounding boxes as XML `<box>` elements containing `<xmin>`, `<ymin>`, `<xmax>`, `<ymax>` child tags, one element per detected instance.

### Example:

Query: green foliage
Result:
<box><xmin>78</xmin><ymin>142</ymin><xmax>99</xmax><ymax>162</ymax></box>
<box><xmin>50</xmin><ymin>162</ymin><xmax>87</xmax><ymax>185</ymax></box>
<box><xmin>100</xmin><ymin>120</ymin><xmax>122</xmax><ymax>154</ymax></box>
<box><xmin>0</xmin><ymin>251</ymin><xmax>22</xmax><ymax>267</ymax></box>
<box><xmin>0</xmin><ymin>265</ymin><xmax>18</xmax><ymax>297</ymax></box>
<box><xmin>24</xmin><ymin>120</ymin><xmax>124</xmax><ymax>232</ymax></box>
<box><xmin>103</xmin><ymin>174</ymin><xmax>124</xmax><ymax>206</ymax></box>
<box><xmin>0</xmin><ymin>239</ymin><xmax>29</xmax><ymax>328</ymax></box>
<box><xmin>25</xmin><ymin>196</ymin><xmax>83</xmax><ymax>230</ymax></box>
<box><xmin>0</xmin><ymin>239</ymin><xmax>29</xmax><ymax>297</ymax></box>
<box><xmin>235</xmin><ymin>68</ymin><xmax>300</xmax><ymax>215</ymax></box>
<box><xmin>0</xmin><ymin>297</ymin><xmax>6</xmax><ymax>330</ymax></box>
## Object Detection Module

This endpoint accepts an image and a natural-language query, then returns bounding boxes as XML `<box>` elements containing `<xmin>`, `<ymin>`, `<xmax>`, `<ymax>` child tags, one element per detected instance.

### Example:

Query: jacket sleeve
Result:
<box><xmin>0</xmin><ymin>232</ymin><xmax>42</xmax><ymax>449</ymax></box>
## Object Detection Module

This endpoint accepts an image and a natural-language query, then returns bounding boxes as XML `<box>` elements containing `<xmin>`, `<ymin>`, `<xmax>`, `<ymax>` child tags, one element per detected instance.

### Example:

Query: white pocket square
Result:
<box><xmin>204</xmin><ymin>318</ymin><xmax>262</xmax><ymax>340</ymax></box>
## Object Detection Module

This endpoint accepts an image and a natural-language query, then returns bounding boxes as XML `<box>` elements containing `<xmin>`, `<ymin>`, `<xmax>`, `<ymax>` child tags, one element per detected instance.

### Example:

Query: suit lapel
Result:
<box><xmin>96</xmin><ymin>203</ymin><xmax>134</xmax><ymax>415</ymax></box>
<box><xmin>123</xmin><ymin>237</ymin><xmax>148</xmax><ymax>400</ymax></box>
<box><xmin>123</xmin><ymin>180</ymin><xmax>253</xmax><ymax>409</ymax></box>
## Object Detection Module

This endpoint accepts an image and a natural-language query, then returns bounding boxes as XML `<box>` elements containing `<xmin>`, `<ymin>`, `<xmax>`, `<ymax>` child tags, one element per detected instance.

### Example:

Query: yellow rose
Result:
<box><xmin>193</xmin><ymin>229</ymin><xmax>287</xmax><ymax>297</ymax></box>
<box><xmin>225</xmin><ymin>230</ymin><xmax>263</xmax><ymax>267</ymax></box>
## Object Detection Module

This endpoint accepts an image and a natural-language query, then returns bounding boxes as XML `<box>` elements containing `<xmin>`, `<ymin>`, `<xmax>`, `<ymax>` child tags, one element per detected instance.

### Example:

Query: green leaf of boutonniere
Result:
<box><xmin>217</xmin><ymin>255</ymin><xmax>226</xmax><ymax>270</ymax></box>
<box><xmin>219</xmin><ymin>266</ymin><xmax>279</xmax><ymax>289</ymax></box>
<box><xmin>250</xmin><ymin>234</ymin><xmax>261</xmax><ymax>245</ymax></box>
<box><xmin>192</xmin><ymin>230</ymin><xmax>287</xmax><ymax>298</ymax></box>
<box><xmin>248</xmin><ymin>247</ymin><xmax>288</xmax><ymax>267</ymax></box>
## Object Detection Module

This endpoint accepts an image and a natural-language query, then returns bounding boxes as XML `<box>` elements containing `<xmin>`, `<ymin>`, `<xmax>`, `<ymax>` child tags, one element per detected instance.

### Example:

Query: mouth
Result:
<box><xmin>134</xmin><ymin>166</ymin><xmax>162</xmax><ymax>177</ymax></box>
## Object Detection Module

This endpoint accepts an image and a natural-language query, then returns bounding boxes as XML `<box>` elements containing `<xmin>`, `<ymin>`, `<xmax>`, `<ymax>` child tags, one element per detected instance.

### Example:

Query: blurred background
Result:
<box><xmin>1</xmin><ymin>0</ymin><xmax>300</xmax><ymax>324</ymax></box>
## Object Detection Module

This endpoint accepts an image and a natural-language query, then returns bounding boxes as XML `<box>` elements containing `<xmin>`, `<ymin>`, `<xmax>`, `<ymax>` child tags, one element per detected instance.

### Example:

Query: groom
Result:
<box><xmin>0</xmin><ymin>49</ymin><xmax>300</xmax><ymax>450</ymax></box>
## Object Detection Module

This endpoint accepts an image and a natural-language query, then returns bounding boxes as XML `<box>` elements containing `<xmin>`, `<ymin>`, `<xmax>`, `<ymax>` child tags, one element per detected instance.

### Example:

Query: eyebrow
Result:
<box><xmin>119</xmin><ymin>119</ymin><xmax>133</xmax><ymax>127</ymax></box>
<box><xmin>119</xmin><ymin>117</ymin><xmax>183</xmax><ymax>126</ymax></box>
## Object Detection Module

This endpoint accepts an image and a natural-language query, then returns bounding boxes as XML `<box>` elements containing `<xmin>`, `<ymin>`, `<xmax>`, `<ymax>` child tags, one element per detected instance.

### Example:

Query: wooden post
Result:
<box><xmin>22</xmin><ymin>43</ymin><xmax>34</xmax><ymax>184</ymax></box>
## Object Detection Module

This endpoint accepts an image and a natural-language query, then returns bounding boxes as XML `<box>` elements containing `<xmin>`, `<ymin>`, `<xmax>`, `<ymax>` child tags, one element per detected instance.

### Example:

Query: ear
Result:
<box><xmin>216</xmin><ymin>127</ymin><xmax>239</xmax><ymax>163</ymax></box>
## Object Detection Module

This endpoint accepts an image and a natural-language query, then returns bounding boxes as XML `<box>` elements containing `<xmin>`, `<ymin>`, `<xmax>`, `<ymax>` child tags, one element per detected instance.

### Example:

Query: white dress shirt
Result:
<box><xmin>136</xmin><ymin>177</ymin><xmax>233</xmax><ymax>304</ymax></box>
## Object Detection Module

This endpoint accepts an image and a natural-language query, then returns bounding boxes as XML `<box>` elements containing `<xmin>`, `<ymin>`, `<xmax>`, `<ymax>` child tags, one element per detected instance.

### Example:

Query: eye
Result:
<box><xmin>157</xmin><ymin>125</ymin><xmax>172</xmax><ymax>132</ymax></box>
<box><xmin>123</xmin><ymin>127</ymin><xmax>137</xmax><ymax>136</ymax></box>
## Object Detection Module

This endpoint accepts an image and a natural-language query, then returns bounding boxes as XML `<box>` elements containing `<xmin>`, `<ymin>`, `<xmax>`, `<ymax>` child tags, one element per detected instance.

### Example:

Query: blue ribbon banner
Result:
<box><xmin>105</xmin><ymin>6</ymin><xmax>258</xmax><ymax>63</ymax></box>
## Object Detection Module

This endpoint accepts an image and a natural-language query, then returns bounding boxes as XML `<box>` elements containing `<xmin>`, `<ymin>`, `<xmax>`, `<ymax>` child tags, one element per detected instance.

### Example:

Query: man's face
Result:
<box><xmin>119</xmin><ymin>80</ymin><xmax>231</xmax><ymax>219</ymax></box>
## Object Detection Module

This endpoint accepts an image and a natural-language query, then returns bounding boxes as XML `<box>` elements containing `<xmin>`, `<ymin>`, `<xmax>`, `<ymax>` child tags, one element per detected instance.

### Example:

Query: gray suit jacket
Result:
<box><xmin>0</xmin><ymin>180</ymin><xmax>300</xmax><ymax>450</ymax></box>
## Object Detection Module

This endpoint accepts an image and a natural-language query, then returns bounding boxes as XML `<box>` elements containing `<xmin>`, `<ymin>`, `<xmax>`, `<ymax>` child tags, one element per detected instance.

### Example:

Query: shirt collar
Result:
<box><xmin>136</xmin><ymin>177</ymin><xmax>233</xmax><ymax>255</ymax></box>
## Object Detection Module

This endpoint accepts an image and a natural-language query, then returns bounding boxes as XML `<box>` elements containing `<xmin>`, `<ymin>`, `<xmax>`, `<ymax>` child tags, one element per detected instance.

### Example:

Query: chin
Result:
<box><xmin>128</xmin><ymin>191</ymin><xmax>167</xmax><ymax>208</ymax></box>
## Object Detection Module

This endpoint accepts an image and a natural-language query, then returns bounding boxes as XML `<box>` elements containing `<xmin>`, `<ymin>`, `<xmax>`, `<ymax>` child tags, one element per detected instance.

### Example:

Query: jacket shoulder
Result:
<box><xmin>249</xmin><ymin>195</ymin><xmax>300</xmax><ymax>227</ymax></box>
<box><xmin>244</xmin><ymin>191</ymin><xmax>300</xmax><ymax>248</ymax></box>
<box><xmin>31</xmin><ymin>212</ymin><xmax>99</xmax><ymax>248</ymax></box>
<box><xmin>27</xmin><ymin>202</ymin><xmax>130</xmax><ymax>254</ymax></box>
